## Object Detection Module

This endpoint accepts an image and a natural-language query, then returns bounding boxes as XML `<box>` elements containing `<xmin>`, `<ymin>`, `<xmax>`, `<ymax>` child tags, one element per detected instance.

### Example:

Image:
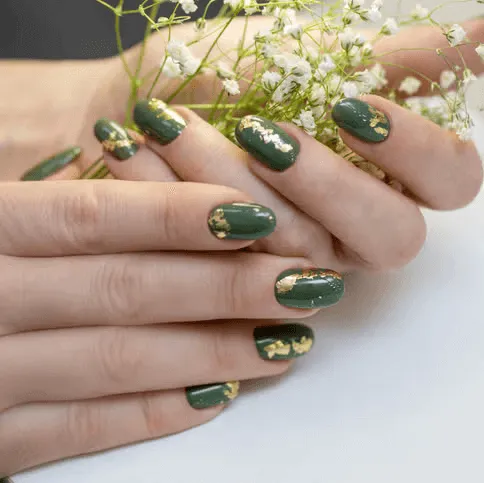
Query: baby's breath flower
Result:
<box><xmin>293</xmin><ymin>110</ymin><xmax>317</xmax><ymax>136</ymax></box>
<box><xmin>411</xmin><ymin>4</ymin><xmax>429</xmax><ymax>20</ymax></box>
<box><xmin>310</xmin><ymin>84</ymin><xmax>327</xmax><ymax>105</ymax></box>
<box><xmin>357</xmin><ymin>63</ymin><xmax>387</xmax><ymax>91</ymax></box>
<box><xmin>381</xmin><ymin>18</ymin><xmax>399</xmax><ymax>35</ymax></box>
<box><xmin>182</xmin><ymin>57</ymin><xmax>201</xmax><ymax>75</ymax></box>
<box><xmin>343</xmin><ymin>81</ymin><xmax>360</xmax><ymax>98</ymax></box>
<box><xmin>284</xmin><ymin>24</ymin><xmax>303</xmax><ymax>39</ymax></box>
<box><xmin>180</xmin><ymin>0</ymin><xmax>197</xmax><ymax>14</ymax></box>
<box><xmin>364</xmin><ymin>7</ymin><xmax>382</xmax><ymax>22</ymax></box>
<box><xmin>194</xmin><ymin>18</ymin><xmax>206</xmax><ymax>32</ymax></box>
<box><xmin>166</xmin><ymin>40</ymin><xmax>193</xmax><ymax>64</ymax></box>
<box><xmin>162</xmin><ymin>57</ymin><xmax>182</xmax><ymax>78</ymax></box>
<box><xmin>261</xmin><ymin>71</ymin><xmax>282</xmax><ymax>90</ymax></box>
<box><xmin>224</xmin><ymin>0</ymin><xmax>240</xmax><ymax>9</ymax></box>
<box><xmin>476</xmin><ymin>44</ymin><xmax>484</xmax><ymax>61</ymax></box>
<box><xmin>216</xmin><ymin>62</ymin><xmax>236</xmax><ymax>79</ymax></box>
<box><xmin>318</xmin><ymin>54</ymin><xmax>336</xmax><ymax>74</ymax></box>
<box><xmin>222</xmin><ymin>79</ymin><xmax>240</xmax><ymax>95</ymax></box>
<box><xmin>445</xmin><ymin>24</ymin><xmax>466</xmax><ymax>46</ymax></box>
<box><xmin>440</xmin><ymin>70</ymin><xmax>456</xmax><ymax>89</ymax></box>
<box><xmin>399</xmin><ymin>76</ymin><xmax>422</xmax><ymax>95</ymax></box>
<box><xmin>361</xmin><ymin>42</ymin><xmax>374</xmax><ymax>56</ymax></box>
<box><xmin>339</xmin><ymin>28</ymin><xmax>365</xmax><ymax>49</ymax></box>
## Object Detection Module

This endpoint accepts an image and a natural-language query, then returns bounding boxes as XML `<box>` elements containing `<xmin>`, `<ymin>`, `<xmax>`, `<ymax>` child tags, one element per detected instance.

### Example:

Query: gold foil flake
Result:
<box><xmin>374</xmin><ymin>127</ymin><xmax>389</xmax><ymax>136</ymax></box>
<box><xmin>238</xmin><ymin>116</ymin><xmax>294</xmax><ymax>153</ymax></box>
<box><xmin>147</xmin><ymin>99</ymin><xmax>187</xmax><ymax>126</ymax></box>
<box><xmin>102</xmin><ymin>131</ymin><xmax>135</xmax><ymax>152</ymax></box>
<box><xmin>275</xmin><ymin>274</ymin><xmax>299</xmax><ymax>294</ymax></box>
<box><xmin>208</xmin><ymin>208</ymin><xmax>231</xmax><ymax>239</ymax></box>
<box><xmin>263</xmin><ymin>340</ymin><xmax>291</xmax><ymax>359</ymax></box>
<box><xmin>223</xmin><ymin>381</ymin><xmax>240</xmax><ymax>400</ymax></box>
<box><xmin>320</xmin><ymin>269</ymin><xmax>343</xmax><ymax>281</ymax></box>
<box><xmin>368</xmin><ymin>106</ymin><xmax>388</xmax><ymax>129</ymax></box>
<box><xmin>292</xmin><ymin>336</ymin><xmax>313</xmax><ymax>355</ymax></box>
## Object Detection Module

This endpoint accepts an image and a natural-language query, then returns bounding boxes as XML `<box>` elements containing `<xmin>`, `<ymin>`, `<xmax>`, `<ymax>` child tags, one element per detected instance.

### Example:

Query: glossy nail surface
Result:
<box><xmin>186</xmin><ymin>381</ymin><xmax>240</xmax><ymax>409</ymax></box>
<box><xmin>332</xmin><ymin>98</ymin><xmax>390</xmax><ymax>143</ymax></box>
<box><xmin>94</xmin><ymin>118</ymin><xmax>139</xmax><ymax>160</ymax></box>
<box><xmin>20</xmin><ymin>146</ymin><xmax>82</xmax><ymax>181</ymax></box>
<box><xmin>134</xmin><ymin>98</ymin><xmax>186</xmax><ymax>145</ymax></box>
<box><xmin>254</xmin><ymin>323</ymin><xmax>314</xmax><ymax>360</ymax></box>
<box><xmin>235</xmin><ymin>115</ymin><xmax>299</xmax><ymax>171</ymax></box>
<box><xmin>275</xmin><ymin>268</ymin><xmax>345</xmax><ymax>309</ymax></box>
<box><xmin>208</xmin><ymin>202</ymin><xmax>276</xmax><ymax>240</ymax></box>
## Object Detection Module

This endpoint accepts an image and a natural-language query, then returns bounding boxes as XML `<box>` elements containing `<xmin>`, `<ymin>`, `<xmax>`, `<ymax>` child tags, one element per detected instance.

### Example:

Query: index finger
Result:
<box><xmin>0</xmin><ymin>181</ymin><xmax>276</xmax><ymax>257</ymax></box>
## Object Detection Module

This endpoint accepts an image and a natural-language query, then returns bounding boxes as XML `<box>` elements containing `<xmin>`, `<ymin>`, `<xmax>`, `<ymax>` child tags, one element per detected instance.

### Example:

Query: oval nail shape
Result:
<box><xmin>332</xmin><ymin>98</ymin><xmax>390</xmax><ymax>143</ymax></box>
<box><xmin>94</xmin><ymin>118</ymin><xmax>139</xmax><ymax>160</ymax></box>
<box><xmin>20</xmin><ymin>146</ymin><xmax>82</xmax><ymax>181</ymax></box>
<box><xmin>275</xmin><ymin>268</ymin><xmax>345</xmax><ymax>309</ymax></box>
<box><xmin>208</xmin><ymin>202</ymin><xmax>276</xmax><ymax>240</ymax></box>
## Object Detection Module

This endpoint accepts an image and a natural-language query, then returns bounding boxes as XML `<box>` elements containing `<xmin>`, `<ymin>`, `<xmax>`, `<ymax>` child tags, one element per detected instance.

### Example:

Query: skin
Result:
<box><xmin>0</xmin><ymin>17</ymin><xmax>483</xmax><ymax>476</ymax></box>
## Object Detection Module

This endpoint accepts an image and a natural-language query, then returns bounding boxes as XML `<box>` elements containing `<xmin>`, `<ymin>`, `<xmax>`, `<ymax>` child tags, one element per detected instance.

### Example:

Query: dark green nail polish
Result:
<box><xmin>254</xmin><ymin>323</ymin><xmax>314</xmax><ymax>360</ymax></box>
<box><xmin>186</xmin><ymin>381</ymin><xmax>240</xmax><ymax>409</ymax></box>
<box><xmin>94</xmin><ymin>118</ymin><xmax>139</xmax><ymax>160</ymax></box>
<box><xmin>332</xmin><ymin>98</ymin><xmax>390</xmax><ymax>143</ymax></box>
<box><xmin>235</xmin><ymin>115</ymin><xmax>299</xmax><ymax>172</ymax></box>
<box><xmin>208</xmin><ymin>202</ymin><xmax>276</xmax><ymax>240</ymax></box>
<box><xmin>134</xmin><ymin>98</ymin><xmax>186</xmax><ymax>145</ymax></box>
<box><xmin>275</xmin><ymin>268</ymin><xmax>345</xmax><ymax>309</ymax></box>
<box><xmin>20</xmin><ymin>146</ymin><xmax>82</xmax><ymax>181</ymax></box>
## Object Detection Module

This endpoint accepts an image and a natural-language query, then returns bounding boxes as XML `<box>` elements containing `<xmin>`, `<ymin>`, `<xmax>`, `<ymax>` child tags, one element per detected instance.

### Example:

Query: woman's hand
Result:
<box><xmin>0</xmin><ymin>180</ymin><xmax>344</xmax><ymax>476</ymax></box>
<box><xmin>93</xmin><ymin>90</ymin><xmax>482</xmax><ymax>274</ymax></box>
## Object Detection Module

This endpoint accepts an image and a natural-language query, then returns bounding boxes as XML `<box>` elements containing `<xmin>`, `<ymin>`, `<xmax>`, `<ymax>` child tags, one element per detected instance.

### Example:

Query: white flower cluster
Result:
<box><xmin>169</xmin><ymin>0</ymin><xmax>198</xmax><ymax>14</ymax></box>
<box><xmin>164</xmin><ymin>40</ymin><xmax>201</xmax><ymax>76</ymax></box>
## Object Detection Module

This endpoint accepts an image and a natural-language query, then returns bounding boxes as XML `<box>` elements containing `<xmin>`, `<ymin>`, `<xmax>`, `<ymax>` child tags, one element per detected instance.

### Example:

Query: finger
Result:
<box><xmin>0</xmin><ymin>180</ymin><xmax>276</xmax><ymax>257</ymax></box>
<box><xmin>235</xmin><ymin>115</ymin><xmax>427</xmax><ymax>270</ymax></box>
<box><xmin>0</xmin><ymin>390</ymin><xmax>224</xmax><ymax>475</ymax></box>
<box><xmin>0</xmin><ymin>322</ymin><xmax>313</xmax><ymax>406</ymax></box>
<box><xmin>132</xmin><ymin>99</ymin><xmax>341</xmax><ymax>269</ymax></box>
<box><xmin>331</xmin><ymin>95</ymin><xmax>483</xmax><ymax>209</ymax></box>
<box><xmin>374</xmin><ymin>18</ymin><xmax>484</xmax><ymax>94</ymax></box>
<box><xmin>2</xmin><ymin>253</ymin><xmax>343</xmax><ymax>333</ymax></box>
<box><xmin>94</xmin><ymin>118</ymin><xmax>179</xmax><ymax>181</ymax></box>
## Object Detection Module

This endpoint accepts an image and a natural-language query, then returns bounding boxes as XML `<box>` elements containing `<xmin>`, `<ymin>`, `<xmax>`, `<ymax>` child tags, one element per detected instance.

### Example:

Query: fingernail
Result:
<box><xmin>186</xmin><ymin>381</ymin><xmax>240</xmax><ymax>409</ymax></box>
<box><xmin>134</xmin><ymin>98</ymin><xmax>186</xmax><ymax>145</ymax></box>
<box><xmin>208</xmin><ymin>202</ymin><xmax>276</xmax><ymax>240</ymax></box>
<box><xmin>94</xmin><ymin>118</ymin><xmax>139</xmax><ymax>160</ymax></box>
<box><xmin>20</xmin><ymin>146</ymin><xmax>82</xmax><ymax>181</ymax></box>
<box><xmin>235</xmin><ymin>115</ymin><xmax>299</xmax><ymax>172</ymax></box>
<box><xmin>332</xmin><ymin>98</ymin><xmax>390</xmax><ymax>143</ymax></box>
<box><xmin>254</xmin><ymin>323</ymin><xmax>314</xmax><ymax>360</ymax></box>
<box><xmin>275</xmin><ymin>268</ymin><xmax>345</xmax><ymax>309</ymax></box>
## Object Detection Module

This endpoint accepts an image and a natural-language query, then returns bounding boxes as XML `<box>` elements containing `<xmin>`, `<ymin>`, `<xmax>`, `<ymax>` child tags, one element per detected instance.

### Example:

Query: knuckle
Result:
<box><xmin>138</xmin><ymin>393</ymin><xmax>169</xmax><ymax>438</ymax></box>
<box><xmin>95</xmin><ymin>328</ymin><xmax>144</xmax><ymax>388</ymax></box>
<box><xmin>207</xmin><ymin>329</ymin><xmax>238</xmax><ymax>374</ymax></box>
<box><xmin>64</xmin><ymin>401</ymin><xmax>104</xmax><ymax>454</ymax></box>
<box><xmin>56</xmin><ymin>183</ymin><xmax>108</xmax><ymax>253</ymax></box>
<box><xmin>219</xmin><ymin>262</ymin><xmax>246</xmax><ymax>317</ymax></box>
<box><xmin>93</xmin><ymin>259</ymin><xmax>145</xmax><ymax>324</ymax></box>
<box><xmin>155</xmin><ymin>187</ymin><xmax>184</xmax><ymax>247</ymax></box>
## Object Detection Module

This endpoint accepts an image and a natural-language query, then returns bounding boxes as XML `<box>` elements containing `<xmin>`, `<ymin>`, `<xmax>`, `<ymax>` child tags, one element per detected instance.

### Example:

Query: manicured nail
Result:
<box><xmin>235</xmin><ymin>115</ymin><xmax>299</xmax><ymax>172</ymax></box>
<box><xmin>186</xmin><ymin>381</ymin><xmax>240</xmax><ymax>409</ymax></box>
<box><xmin>332</xmin><ymin>98</ymin><xmax>390</xmax><ymax>143</ymax></box>
<box><xmin>275</xmin><ymin>268</ymin><xmax>345</xmax><ymax>309</ymax></box>
<box><xmin>20</xmin><ymin>146</ymin><xmax>82</xmax><ymax>181</ymax></box>
<box><xmin>254</xmin><ymin>323</ymin><xmax>314</xmax><ymax>360</ymax></box>
<box><xmin>208</xmin><ymin>202</ymin><xmax>276</xmax><ymax>240</ymax></box>
<box><xmin>94</xmin><ymin>118</ymin><xmax>139</xmax><ymax>160</ymax></box>
<box><xmin>133</xmin><ymin>98</ymin><xmax>186</xmax><ymax>145</ymax></box>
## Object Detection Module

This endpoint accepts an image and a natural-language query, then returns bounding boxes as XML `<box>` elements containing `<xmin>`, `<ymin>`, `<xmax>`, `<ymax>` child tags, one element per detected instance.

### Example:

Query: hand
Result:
<box><xmin>0</xmin><ymin>180</ymin><xmax>343</xmax><ymax>476</ymax></box>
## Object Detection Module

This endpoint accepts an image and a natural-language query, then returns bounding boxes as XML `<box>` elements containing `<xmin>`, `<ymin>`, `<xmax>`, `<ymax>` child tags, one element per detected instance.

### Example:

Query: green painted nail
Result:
<box><xmin>20</xmin><ymin>146</ymin><xmax>82</xmax><ymax>181</ymax></box>
<box><xmin>235</xmin><ymin>115</ymin><xmax>299</xmax><ymax>172</ymax></box>
<box><xmin>133</xmin><ymin>98</ymin><xmax>186</xmax><ymax>145</ymax></box>
<box><xmin>254</xmin><ymin>323</ymin><xmax>314</xmax><ymax>360</ymax></box>
<box><xmin>186</xmin><ymin>381</ymin><xmax>240</xmax><ymax>409</ymax></box>
<box><xmin>94</xmin><ymin>118</ymin><xmax>139</xmax><ymax>160</ymax></box>
<box><xmin>332</xmin><ymin>98</ymin><xmax>390</xmax><ymax>143</ymax></box>
<box><xmin>208</xmin><ymin>202</ymin><xmax>276</xmax><ymax>240</ymax></box>
<box><xmin>275</xmin><ymin>268</ymin><xmax>345</xmax><ymax>309</ymax></box>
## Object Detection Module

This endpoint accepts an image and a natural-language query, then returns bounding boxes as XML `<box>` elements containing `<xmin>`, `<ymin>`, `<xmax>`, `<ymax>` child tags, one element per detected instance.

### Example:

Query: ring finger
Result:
<box><xmin>0</xmin><ymin>321</ymin><xmax>313</xmax><ymax>408</ymax></box>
